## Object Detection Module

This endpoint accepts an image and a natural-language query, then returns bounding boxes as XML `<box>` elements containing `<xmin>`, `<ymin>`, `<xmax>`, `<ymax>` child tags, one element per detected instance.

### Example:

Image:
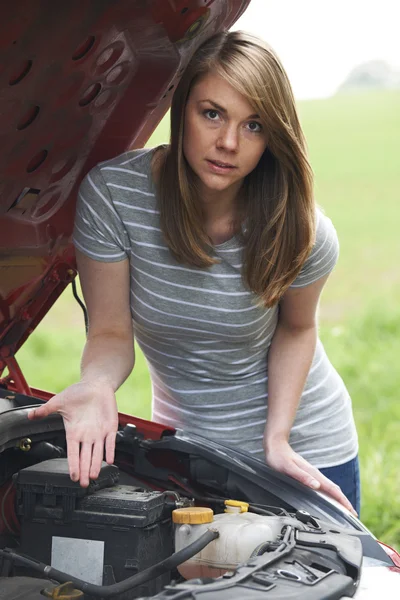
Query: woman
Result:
<box><xmin>29</xmin><ymin>31</ymin><xmax>359</xmax><ymax>515</ymax></box>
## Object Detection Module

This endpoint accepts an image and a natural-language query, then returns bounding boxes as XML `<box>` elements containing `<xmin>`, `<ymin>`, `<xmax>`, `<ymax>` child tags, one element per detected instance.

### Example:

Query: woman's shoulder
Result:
<box><xmin>96</xmin><ymin>147</ymin><xmax>155</xmax><ymax>177</ymax></box>
<box><xmin>93</xmin><ymin>144</ymin><xmax>169</xmax><ymax>188</ymax></box>
<box><xmin>77</xmin><ymin>147</ymin><xmax>165</xmax><ymax>216</ymax></box>
<box><xmin>290</xmin><ymin>207</ymin><xmax>339</xmax><ymax>288</ymax></box>
<box><xmin>314</xmin><ymin>206</ymin><xmax>338</xmax><ymax>249</ymax></box>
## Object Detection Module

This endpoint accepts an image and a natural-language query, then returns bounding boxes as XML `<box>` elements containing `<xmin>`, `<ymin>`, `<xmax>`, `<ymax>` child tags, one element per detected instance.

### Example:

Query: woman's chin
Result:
<box><xmin>197</xmin><ymin>176</ymin><xmax>240</xmax><ymax>197</ymax></box>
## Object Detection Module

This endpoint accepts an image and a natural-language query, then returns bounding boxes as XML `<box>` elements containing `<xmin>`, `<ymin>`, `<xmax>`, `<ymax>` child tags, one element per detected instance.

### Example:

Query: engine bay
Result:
<box><xmin>0</xmin><ymin>390</ymin><xmax>386</xmax><ymax>599</ymax></box>
<box><xmin>1</xmin><ymin>458</ymin><xmax>362</xmax><ymax>600</ymax></box>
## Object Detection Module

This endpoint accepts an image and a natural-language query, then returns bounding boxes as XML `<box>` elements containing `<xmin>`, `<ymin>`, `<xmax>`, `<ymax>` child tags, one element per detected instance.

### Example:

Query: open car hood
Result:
<box><xmin>0</xmin><ymin>0</ymin><xmax>250</xmax><ymax>391</ymax></box>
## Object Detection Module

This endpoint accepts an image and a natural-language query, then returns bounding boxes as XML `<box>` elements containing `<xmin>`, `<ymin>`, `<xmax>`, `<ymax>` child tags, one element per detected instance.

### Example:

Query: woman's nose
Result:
<box><xmin>217</xmin><ymin>124</ymin><xmax>239</xmax><ymax>152</ymax></box>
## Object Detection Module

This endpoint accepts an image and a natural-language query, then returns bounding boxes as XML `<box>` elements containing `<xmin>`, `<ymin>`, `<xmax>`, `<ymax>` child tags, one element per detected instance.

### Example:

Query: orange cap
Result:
<box><xmin>172</xmin><ymin>507</ymin><xmax>214</xmax><ymax>524</ymax></box>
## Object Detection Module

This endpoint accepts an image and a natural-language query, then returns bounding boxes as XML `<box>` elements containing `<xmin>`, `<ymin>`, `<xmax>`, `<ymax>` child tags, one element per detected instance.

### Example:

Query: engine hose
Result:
<box><xmin>250</xmin><ymin>525</ymin><xmax>295</xmax><ymax>558</ymax></box>
<box><xmin>0</xmin><ymin>528</ymin><xmax>219</xmax><ymax>598</ymax></box>
<box><xmin>249</xmin><ymin>541</ymin><xmax>274</xmax><ymax>557</ymax></box>
<box><xmin>248</xmin><ymin>505</ymin><xmax>276</xmax><ymax>517</ymax></box>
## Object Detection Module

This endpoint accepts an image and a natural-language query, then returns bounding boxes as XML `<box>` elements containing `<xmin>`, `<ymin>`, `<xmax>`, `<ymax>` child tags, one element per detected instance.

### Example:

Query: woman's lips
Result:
<box><xmin>206</xmin><ymin>159</ymin><xmax>237</xmax><ymax>173</ymax></box>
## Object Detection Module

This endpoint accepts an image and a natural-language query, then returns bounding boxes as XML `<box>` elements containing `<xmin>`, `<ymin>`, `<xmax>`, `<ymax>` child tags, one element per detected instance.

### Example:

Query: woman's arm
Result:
<box><xmin>264</xmin><ymin>274</ymin><xmax>357</xmax><ymax>515</ymax></box>
<box><xmin>79</xmin><ymin>249</ymin><xmax>134</xmax><ymax>390</ymax></box>
<box><xmin>28</xmin><ymin>250</ymin><xmax>134</xmax><ymax>487</ymax></box>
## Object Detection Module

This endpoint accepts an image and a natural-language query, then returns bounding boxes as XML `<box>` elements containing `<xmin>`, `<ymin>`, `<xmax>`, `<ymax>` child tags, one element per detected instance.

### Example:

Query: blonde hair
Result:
<box><xmin>157</xmin><ymin>30</ymin><xmax>315</xmax><ymax>307</ymax></box>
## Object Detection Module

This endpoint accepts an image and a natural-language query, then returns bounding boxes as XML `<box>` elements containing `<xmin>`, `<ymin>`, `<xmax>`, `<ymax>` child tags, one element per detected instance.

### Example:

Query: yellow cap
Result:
<box><xmin>224</xmin><ymin>499</ymin><xmax>249</xmax><ymax>513</ymax></box>
<box><xmin>172</xmin><ymin>507</ymin><xmax>214</xmax><ymax>524</ymax></box>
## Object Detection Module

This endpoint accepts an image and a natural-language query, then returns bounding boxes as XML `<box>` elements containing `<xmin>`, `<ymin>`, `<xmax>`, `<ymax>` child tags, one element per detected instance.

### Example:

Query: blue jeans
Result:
<box><xmin>319</xmin><ymin>455</ymin><xmax>361</xmax><ymax>516</ymax></box>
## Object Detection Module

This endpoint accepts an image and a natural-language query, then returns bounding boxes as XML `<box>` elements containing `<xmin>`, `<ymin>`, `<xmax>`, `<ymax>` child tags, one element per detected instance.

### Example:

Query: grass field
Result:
<box><xmin>17</xmin><ymin>89</ymin><xmax>400</xmax><ymax>547</ymax></box>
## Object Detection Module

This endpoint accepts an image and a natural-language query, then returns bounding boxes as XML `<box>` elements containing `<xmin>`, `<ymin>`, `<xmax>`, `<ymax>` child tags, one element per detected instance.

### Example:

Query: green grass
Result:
<box><xmin>16</xmin><ymin>89</ymin><xmax>400</xmax><ymax>548</ymax></box>
<box><xmin>299</xmin><ymin>90</ymin><xmax>400</xmax><ymax>319</ymax></box>
<box><xmin>321</xmin><ymin>309</ymin><xmax>400</xmax><ymax>545</ymax></box>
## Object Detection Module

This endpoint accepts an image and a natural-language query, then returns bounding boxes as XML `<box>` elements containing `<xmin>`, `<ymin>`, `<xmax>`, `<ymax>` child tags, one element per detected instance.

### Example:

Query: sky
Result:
<box><xmin>232</xmin><ymin>0</ymin><xmax>400</xmax><ymax>99</ymax></box>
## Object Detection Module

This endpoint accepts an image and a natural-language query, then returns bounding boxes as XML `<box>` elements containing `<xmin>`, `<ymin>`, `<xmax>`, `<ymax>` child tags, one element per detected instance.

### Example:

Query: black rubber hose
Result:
<box><xmin>248</xmin><ymin>505</ymin><xmax>276</xmax><ymax>516</ymax></box>
<box><xmin>249</xmin><ymin>541</ymin><xmax>274</xmax><ymax>557</ymax></box>
<box><xmin>0</xmin><ymin>528</ymin><xmax>219</xmax><ymax>598</ymax></box>
<box><xmin>71</xmin><ymin>279</ymin><xmax>88</xmax><ymax>334</ymax></box>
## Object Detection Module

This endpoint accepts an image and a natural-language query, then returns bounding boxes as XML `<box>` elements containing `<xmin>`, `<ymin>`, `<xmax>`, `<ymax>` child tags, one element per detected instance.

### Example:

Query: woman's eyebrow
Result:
<box><xmin>198</xmin><ymin>99</ymin><xmax>260</xmax><ymax>120</ymax></box>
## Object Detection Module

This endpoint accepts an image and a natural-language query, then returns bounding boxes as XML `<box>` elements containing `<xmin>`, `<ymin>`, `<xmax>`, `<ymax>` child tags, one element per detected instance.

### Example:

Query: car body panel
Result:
<box><xmin>0</xmin><ymin>0</ymin><xmax>250</xmax><ymax>386</ymax></box>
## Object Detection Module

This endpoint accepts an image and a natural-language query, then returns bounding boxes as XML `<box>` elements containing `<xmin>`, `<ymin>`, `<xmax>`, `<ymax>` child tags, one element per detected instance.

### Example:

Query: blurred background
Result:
<box><xmin>17</xmin><ymin>0</ymin><xmax>400</xmax><ymax>546</ymax></box>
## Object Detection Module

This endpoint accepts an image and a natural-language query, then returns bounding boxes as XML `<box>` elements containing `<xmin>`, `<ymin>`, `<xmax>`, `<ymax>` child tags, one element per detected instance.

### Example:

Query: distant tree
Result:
<box><xmin>338</xmin><ymin>60</ymin><xmax>400</xmax><ymax>92</ymax></box>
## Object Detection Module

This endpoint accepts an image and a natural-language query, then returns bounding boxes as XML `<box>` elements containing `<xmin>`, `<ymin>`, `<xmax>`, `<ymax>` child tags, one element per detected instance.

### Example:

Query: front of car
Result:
<box><xmin>0</xmin><ymin>393</ymin><xmax>399</xmax><ymax>598</ymax></box>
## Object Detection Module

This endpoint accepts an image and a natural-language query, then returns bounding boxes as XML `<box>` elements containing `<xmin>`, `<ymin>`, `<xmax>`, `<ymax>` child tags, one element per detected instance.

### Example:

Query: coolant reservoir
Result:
<box><xmin>173</xmin><ymin>502</ymin><xmax>283</xmax><ymax>579</ymax></box>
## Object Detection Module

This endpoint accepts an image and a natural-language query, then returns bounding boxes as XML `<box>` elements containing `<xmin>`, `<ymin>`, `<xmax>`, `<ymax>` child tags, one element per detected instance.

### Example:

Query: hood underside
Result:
<box><xmin>0</xmin><ymin>0</ymin><xmax>250</xmax><ymax>388</ymax></box>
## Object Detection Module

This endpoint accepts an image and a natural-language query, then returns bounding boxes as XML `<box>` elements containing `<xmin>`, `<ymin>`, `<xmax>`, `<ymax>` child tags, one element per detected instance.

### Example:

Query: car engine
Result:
<box><xmin>0</xmin><ymin>454</ymin><xmax>363</xmax><ymax>600</ymax></box>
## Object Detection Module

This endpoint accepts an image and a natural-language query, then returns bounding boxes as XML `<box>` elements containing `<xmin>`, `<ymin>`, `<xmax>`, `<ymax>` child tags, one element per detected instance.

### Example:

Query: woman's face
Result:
<box><xmin>183</xmin><ymin>70</ymin><xmax>268</xmax><ymax>201</ymax></box>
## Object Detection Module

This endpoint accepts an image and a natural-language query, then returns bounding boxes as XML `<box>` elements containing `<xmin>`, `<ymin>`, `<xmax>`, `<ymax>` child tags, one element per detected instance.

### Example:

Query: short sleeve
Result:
<box><xmin>290</xmin><ymin>209</ymin><xmax>339</xmax><ymax>288</ymax></box>
<box><xmin>72</xmin><ymin>165</ymin><xmax>129</xmax><ymax>262</ymax></box>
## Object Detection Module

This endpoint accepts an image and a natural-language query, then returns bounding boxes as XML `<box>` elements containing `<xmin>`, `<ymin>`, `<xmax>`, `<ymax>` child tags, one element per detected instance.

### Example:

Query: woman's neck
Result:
<box><xmin>200</xmin><ymin>187</ymin><xmax>243</xmax><ymax>245</ymax></box>
<box><xmin>198</xmin><ymin>176</ymin><xmax>242</xmax><ymax>218</ymax></box>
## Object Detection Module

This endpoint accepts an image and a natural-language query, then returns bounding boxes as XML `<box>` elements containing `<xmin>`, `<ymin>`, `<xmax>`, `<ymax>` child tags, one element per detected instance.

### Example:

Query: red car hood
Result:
<box><xmin>0</xmin><ymin>0</ymin><xmax>250</xmax><ymax>392</ymax></box>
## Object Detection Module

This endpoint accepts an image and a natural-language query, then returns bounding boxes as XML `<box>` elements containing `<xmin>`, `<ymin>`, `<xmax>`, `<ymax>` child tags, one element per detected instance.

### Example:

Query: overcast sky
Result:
<box><xmin>232</xmin><ymin>0</ymin><xmax>400</xmax><ymax>99</ymax></box>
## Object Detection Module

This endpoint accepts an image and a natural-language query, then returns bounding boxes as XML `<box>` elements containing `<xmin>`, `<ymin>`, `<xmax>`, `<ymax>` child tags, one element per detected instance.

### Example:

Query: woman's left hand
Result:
<box><xmin>264</xmin><ymin>438</ymin><xmax>358</xmax><ymax>516</ymax></box>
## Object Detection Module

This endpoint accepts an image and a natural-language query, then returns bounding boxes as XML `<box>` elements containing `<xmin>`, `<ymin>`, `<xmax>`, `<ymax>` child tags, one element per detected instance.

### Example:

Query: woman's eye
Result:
<box><xmin>247</xmin><ymin>121</ymin><xmax>262</xmax><ymax>133</ymax></box>
<box><xmin>204</xmin><ymin>109</ymin><xmax>219</xmax><ymax>121</ymax></box>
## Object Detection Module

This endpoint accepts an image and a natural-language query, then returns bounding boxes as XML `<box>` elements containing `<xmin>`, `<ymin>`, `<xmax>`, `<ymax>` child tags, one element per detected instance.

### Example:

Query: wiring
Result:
<box><xmin>71</xmin><ymin>279</ymin><xmax>88</xmax><ymax>334</ymax></box>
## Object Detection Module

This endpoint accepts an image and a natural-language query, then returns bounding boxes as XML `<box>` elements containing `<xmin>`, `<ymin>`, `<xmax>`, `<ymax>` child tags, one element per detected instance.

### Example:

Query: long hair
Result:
<box><xmin>156</xmin><ymin>30</ymin><xmax>315</xmax><ymax>307</ymax></box>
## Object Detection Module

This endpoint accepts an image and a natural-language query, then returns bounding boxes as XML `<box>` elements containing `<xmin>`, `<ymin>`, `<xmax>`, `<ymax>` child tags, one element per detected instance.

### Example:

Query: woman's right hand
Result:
<box><xmin>28</xmin><ymin>379</ymin><xmax>119</xmax><ymax>487</ymax></box>
<box><xmin>28</xmin><ymin>252</ymin><xmax>134</xmax><ymax>487</ymax></box>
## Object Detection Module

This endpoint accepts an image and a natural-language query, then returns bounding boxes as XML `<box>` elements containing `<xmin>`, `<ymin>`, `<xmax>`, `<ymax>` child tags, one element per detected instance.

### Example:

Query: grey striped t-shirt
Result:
<box><xmin>72</xmin><ymin>147</ymin><xmax>358</xmax><ymax>468</ymax></box>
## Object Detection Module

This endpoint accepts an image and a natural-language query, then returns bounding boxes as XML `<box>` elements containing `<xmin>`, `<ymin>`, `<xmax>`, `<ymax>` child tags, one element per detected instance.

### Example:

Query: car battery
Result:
<box><xmin>15</xmin><ymin>459</ymin><xmax>173</xmax><ymax>599</ymax></box>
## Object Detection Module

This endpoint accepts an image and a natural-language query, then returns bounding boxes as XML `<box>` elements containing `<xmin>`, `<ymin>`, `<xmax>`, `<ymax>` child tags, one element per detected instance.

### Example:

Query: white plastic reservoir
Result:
<box><xmin>173</xmin><ymin>502</ymin><xmax>283</xmax><ymax>579</ymax></box>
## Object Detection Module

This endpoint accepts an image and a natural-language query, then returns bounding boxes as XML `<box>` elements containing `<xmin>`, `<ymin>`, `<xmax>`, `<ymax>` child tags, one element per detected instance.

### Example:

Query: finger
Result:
<box><xmin>296</xmin><ymin>459</ymin><xmax>358</xmax><ymax>516</ymax></box>
<box><xmin>317</xmin><ymin>476</ymin><xmax>357</xmax><ymax>516</ymax></box>
<box><xmin>294</xmin><ymin>457</ymin><xmax>358</xmax><ymax>516</ymax></box>
<box><xmin>283</xmin><ymin>461</ymin><xmax>321</xmax><ymax>490</ymax></box>
<box><xmin>67</xmin><ymin>439</ymin><xmax>80</xmax><ymax>483</ymax></box>
<box><xmin>295</xmin><ymin>457</ymin><xmax>349</xmax><ymax>495</ymax></box>
<box><xmin>27</xmin><ymin>400</ymin><xmax>60</xmax><ymax>420</ymax></box>
<box><xmin>105</xmin><ymin>431</ymin><xmax>116</xmax><ymax>465</ymax></box>
<box><xmin>79</xmin><ymin>442</ymin><xmax>93</xmax><ymax>488</ymax></box>
<box><xmin>90</xmin><ymin>441</ymin><xmax>105</xmax><ymax>480</ymax></box>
